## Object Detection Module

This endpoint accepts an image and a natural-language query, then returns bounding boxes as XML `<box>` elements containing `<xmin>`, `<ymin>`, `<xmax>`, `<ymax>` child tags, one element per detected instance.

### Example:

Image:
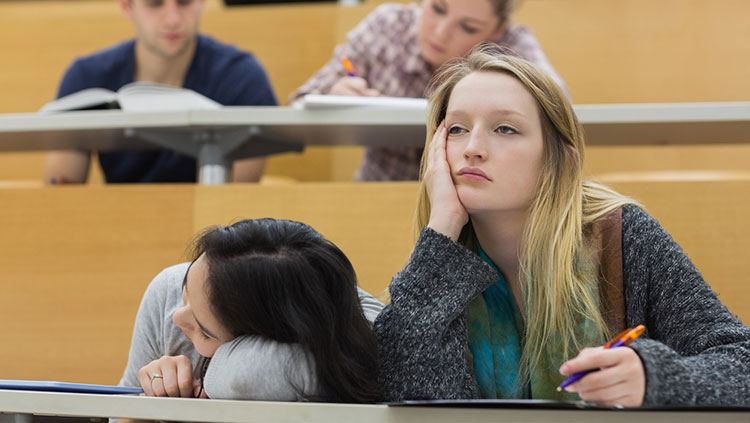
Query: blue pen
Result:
<box><xmin>557</xmin><ymin>325</ymin><xmax>645</xmax><ymax>391</ymax></box>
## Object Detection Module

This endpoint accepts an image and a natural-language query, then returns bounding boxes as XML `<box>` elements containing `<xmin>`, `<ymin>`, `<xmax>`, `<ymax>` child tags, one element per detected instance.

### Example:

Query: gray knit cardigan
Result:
<box><xmin>374</xmin><ymin>205</ymin><xmax>750</xmax><ymax>405</ymax></box>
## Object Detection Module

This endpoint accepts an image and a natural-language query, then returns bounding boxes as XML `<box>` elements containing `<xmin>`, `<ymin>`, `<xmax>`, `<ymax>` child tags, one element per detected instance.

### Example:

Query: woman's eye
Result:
<box><xmin>461</xmin><ymin>24</ymin><xmax>479</xmax><ymax>35</ymax></box>
<box><xmin>447</xmin><ymin>126</ymin><xmax>466</xmax><ymax>135</ymax></box>
<box><xmin>496</xmin><ymin>125</ymin><xmax>518</xmax><ymax>135</ymax></box>
<box><xmin>432</xmin><ymin>4</ymin><xmax>446</xmax><ymax>15</ymax></box>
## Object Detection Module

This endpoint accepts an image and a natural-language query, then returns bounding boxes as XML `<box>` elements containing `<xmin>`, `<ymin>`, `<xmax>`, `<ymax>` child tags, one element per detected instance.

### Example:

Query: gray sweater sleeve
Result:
<box><xmin>621</xmin><ymin>205</ymin><xmax>750</xmax><ymax>405</ymax></box>
<box><xmin>374</xmin><ymin>227</ymin><xmax>497</xmax><ymax>401</ymax></box>
<box><xmin>203</xmin><ymin>336</ymin><xmax>318</xmax><ymax>400</ymax></box>
<box><xmin>118</xmin><ymin>263</ymin><xmax>200</xmax><ymax>388</ymax></box>
<box><xmin>203</xmin><ymin>287</ymin><xmax>384</xmax><ymax>400</ymax></box>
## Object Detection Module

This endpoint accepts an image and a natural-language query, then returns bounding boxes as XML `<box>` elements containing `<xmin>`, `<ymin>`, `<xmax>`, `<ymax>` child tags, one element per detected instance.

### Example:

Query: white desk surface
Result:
<box><xmin>0</xmin><ymin>390</ymin><xmax>748</xmax><ymax>423</ymax></box>
<box><xmin>2</xmin><ymin>102</ymin><xmax>750</xmax><ymax>151</ymax></box>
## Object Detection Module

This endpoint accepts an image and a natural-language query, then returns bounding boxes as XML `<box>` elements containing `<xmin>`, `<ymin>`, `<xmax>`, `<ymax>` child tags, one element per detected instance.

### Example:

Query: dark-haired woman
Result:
<box><xmin>118</xmin><ymin>218</ymin><xmax>382</xmax><ymax>403</ymax></box>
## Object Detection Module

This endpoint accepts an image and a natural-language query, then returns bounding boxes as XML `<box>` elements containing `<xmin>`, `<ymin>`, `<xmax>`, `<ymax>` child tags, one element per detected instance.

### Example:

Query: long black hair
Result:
<box><xmin>191</xmin><ymin>218</ymin><xmax>379</xmax><ymax>403</ymax></box>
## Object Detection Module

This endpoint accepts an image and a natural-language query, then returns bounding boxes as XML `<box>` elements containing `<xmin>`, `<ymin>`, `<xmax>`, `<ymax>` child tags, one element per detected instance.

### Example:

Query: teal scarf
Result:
<box><xmin>466</xmin><ymin>243</ymin><xmax>583</xmax><ymax>400</ymax></box>
<box><xmin>466</xmin><ymin>243</ymin><xmax>528</xmax><ymax>398</ymax></box>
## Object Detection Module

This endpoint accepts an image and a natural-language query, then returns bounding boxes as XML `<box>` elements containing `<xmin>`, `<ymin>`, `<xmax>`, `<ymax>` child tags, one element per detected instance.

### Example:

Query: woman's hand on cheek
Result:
<box><xmin>559</xmin><ymin>347</ymin><xmax>645</xmax><ymax>407</ymax></box>
<box><xmin>138</xmin><ymin>355</ymin><xmax>196</xmax><ymax>398</ymax></box>
<box><xmin>425</xmin><ymin>121</ymin><xmax>468</xmax><ymax>241</ymax></box>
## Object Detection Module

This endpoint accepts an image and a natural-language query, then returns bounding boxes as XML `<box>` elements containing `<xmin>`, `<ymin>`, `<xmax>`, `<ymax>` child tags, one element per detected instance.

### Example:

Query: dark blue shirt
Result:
<box><xmin>57</xmin><ymin>35</ymin><xmax>278</xmax><ymax>183</ymax></box>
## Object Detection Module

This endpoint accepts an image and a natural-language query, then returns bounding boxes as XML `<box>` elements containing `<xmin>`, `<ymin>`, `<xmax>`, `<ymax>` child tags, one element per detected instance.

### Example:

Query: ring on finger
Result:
<box><xmin>149</xmin><ymin>373</ymin><xmax>163</xmax><ymax>383</ymax></box>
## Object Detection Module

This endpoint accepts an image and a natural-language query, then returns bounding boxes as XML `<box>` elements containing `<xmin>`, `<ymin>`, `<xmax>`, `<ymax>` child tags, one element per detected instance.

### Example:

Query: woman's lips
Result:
<box><xmin>457</xmin><ymin>167</ymin><xmax>491</xmax><ymax>182</ymax></box>
<box><xmin>428</xmin><ymin>42</ymin><xmax>446</xmax><ymax>54</ymax></box>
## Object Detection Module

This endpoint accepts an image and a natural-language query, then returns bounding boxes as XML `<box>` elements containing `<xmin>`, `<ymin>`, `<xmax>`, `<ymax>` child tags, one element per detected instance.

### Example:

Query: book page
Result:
<box><xmin>296</xmin><ymin>94</ymin><xmax>428</xmax><ymax>110</ymax></box>
<box><xmin>38</xmin><ymin>88</ymin><xmax>118</xmax><ymax>113</ymax></box>
<box><xmin>117</xmin><ymin>82</ymin><xmax>221</xmax><ymax>112</ymax></box>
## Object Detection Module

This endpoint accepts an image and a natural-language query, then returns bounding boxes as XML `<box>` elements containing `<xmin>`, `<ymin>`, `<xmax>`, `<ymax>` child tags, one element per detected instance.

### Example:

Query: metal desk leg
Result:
<box><xmin>13</xmin><ymin>414</ymin><xmax>32</xmax><ymax>423</ymax></box>
<box><xmin>197</xmin><ymin>142</ymin><xmax>228</xmax><ymax>185</ymax></box>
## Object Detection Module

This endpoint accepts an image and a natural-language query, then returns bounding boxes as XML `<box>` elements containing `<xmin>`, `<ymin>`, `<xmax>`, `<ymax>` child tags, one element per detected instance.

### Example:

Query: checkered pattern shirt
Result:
<box><xmin>289</xmin><ymin>3</ymin><xmax>567</xmax><ymax>181</ymax></box>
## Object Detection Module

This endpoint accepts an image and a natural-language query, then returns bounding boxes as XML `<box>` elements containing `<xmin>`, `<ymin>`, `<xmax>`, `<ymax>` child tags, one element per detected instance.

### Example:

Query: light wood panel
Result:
<box><xmin>0</xmin><ymin>185</ymin><xmax>194</xmax><ymax>384</ymax></box>
<box><xmin>515</xmin><ymin>0</ymin><xmax>750</xmax><ymax>103</ymax></box>
<box><xmin>584</xmin><ymin>144</ymin><xmax>750</xmax><ymax>179</ymax></box>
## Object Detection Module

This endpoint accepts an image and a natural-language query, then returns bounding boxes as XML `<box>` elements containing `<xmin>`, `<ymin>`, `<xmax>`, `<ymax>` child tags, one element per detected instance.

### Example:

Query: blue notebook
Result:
<box><xmin>0</xmin><ymin>380</ymin><xmax>143</xmax><ymax>395</ymax></box>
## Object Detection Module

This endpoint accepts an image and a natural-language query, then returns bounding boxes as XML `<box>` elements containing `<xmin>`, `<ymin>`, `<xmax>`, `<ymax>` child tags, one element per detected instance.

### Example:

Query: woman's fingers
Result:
<box><xmin>137</xmin><ymin>355</ymin><xmax>196</xmax><ymax>398</ymax></box>
<box><xmin>174</xmin><ymin>356</ymin><xmax>196</xmax><ymax>397</ymax></box>
<box><xmin>330</xmin><ymin>77</ymin><xmax>378</xmax><ymax>96</ymax></box>
<box><xmin>560</xmin><ymin>347</ymin><xmax>617</xmax><ymax>375</ymax></box>
<box><xmin>137</xmin><ymin>366</ymin><xmax>155</xmax><ymax>397</ymax></box>
<box><xmin>560</xmin><ymin>347</ymin><xmax>645</xmax><ymax>407</ymax></box>
<box><xmin>425</xmin><ymin>123</ymin><xmax>468</xmax><ymax>240</ymax></box>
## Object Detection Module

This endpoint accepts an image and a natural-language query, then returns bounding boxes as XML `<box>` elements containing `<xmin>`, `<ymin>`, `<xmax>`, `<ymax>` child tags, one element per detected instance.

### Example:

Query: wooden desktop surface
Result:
<box><xmin>4</xmin><ymin>102</ymin><xmax>750</xmax><ymax>158</ymax></box>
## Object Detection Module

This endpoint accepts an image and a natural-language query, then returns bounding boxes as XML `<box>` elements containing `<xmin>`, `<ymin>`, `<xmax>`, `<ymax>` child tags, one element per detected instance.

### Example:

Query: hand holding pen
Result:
<box><xmin>329</xmin><ymin>56</ymin><xmax>381</xmax><ymax>97</ymax></box>
<box><xmin>558</xmin><ymin>325</ymin><xmax>646</xmax><ymax>407</ymax></box>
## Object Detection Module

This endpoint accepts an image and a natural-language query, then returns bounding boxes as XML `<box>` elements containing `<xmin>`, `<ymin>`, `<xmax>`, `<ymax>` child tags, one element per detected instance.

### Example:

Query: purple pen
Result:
<box><xmin>557</xmin><ymin>325</ymin><xmax>645</xmax><ymax>392</ymax></box>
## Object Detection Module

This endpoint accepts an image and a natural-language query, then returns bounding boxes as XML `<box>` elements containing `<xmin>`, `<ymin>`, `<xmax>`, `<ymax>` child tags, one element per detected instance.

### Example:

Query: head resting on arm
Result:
<box><xmin>190</xmin><ymin>218</ymin><xmax>380</xmax><ymax>403</ymax></box>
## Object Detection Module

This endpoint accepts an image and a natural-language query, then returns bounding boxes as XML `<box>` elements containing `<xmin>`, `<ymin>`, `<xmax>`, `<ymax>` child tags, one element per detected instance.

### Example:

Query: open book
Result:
<box><xmin>0</xmin><ymin>379</ymin><xmax>143</xmax><ymax>395</ymax></box>
<box><xmin>39</xmin><ymin>82</ymin><xmax>221</xmax><ymax>113</ymax></box>
<box><xmin>295</xmin><ymin>94</ymin><xmax>427</xmax><ymax>110</ymax></box>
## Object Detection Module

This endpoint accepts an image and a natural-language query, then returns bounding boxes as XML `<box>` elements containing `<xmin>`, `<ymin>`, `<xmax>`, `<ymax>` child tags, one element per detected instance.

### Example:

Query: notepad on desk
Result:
<box><xmin>0</xmin><ymin>379</ymin><xmax>143</xmax><ymax>395</ymax></box>
<box><xmin>39</xmin><ymin>82</ymin><xmax>221</xmax><ymax>113</ymax></box>
<box><xmin>295</xmin><ymin>94</ymin><xmax>428</xmax><ymax>110</ymax></box>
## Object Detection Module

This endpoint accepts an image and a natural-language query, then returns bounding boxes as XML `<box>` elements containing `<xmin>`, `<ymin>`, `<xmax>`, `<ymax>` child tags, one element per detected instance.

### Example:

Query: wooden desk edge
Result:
<box><xmin>1</xmin><ymin>390</ymin><xmax>749</xmax><ymax>423</ymax></box>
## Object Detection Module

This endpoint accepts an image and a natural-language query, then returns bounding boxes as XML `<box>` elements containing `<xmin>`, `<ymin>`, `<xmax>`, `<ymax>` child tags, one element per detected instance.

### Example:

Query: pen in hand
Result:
<box><xmin>340</xmin><ymin>57</ymin><xmax>359</xmax><ymax>77</ymax></box>
<box><xmin>557</xmin><ymin>325</ymin><xmax>645</xmax><ymax>392</ymax></box>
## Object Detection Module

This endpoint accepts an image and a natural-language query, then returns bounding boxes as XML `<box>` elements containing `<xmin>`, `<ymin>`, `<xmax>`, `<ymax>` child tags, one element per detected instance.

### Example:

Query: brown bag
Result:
<box><xmin>589</xmin><ymin>207</ymin><xmax>627</xmax><ymax>335</ymax></box>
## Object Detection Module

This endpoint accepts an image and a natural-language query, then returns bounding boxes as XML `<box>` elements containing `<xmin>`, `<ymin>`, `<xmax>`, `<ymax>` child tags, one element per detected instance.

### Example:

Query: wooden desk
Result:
<box><xmin>2</xmin><ymin>102</ymin><xmax>750</xmax><ymax>183</ymax></box>
<box><xmin>0</xmin><ymin>107</ymin><xmax>424</xmax><ymax>184</ymax></box>
<box><xmin>0</xmin><ymin>390</ymin><xmax>748</xmax><ymax>423</ymax></box>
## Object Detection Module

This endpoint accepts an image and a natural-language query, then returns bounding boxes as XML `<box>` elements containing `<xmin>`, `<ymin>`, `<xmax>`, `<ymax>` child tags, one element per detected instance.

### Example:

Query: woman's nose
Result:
<box><xmin>172</xmin><ymin>306</ymin><xmax>192</xmax><ymax>330</ymax></box>
<box><xmin>433</xmin><ymin>19</ymin><xmax>452</xmax><ymax>43</ymax></box>
<box><xmin>463</xmin><ymin>132</ymin><xmax>488</xmax><ymax>160</ymax></box>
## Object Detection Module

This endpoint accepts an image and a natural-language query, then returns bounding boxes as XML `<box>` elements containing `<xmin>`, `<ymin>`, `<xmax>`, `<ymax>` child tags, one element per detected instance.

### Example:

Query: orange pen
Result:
<box><xmin>558</xmin><ymin>325</ymin><xmax>646</xmax><ymax>391</ymax></box>
<box><xmin>340</xmin><ymin>56</ymin><xmax>359</xmax><ymax>77</ymax></box>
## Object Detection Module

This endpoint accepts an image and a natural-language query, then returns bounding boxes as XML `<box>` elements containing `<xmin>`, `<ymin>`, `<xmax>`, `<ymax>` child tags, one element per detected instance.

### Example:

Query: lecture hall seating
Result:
<box><xmin>0</xmin><ymin>177</ymin><xmax>749</xmax><ymax>383</ymax></box>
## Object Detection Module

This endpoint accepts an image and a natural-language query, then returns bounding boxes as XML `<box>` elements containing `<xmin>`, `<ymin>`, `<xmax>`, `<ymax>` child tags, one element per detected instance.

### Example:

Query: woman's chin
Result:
<box><xmin>456</xmin><ymin>187</ymin><xmax>487</xmax><ymax>207</ymax></box>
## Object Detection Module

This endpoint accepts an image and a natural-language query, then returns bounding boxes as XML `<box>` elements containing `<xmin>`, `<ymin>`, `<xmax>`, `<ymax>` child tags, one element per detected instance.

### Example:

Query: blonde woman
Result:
<box><xmin>374</xmin><ymin>48</ymin><xmax>750</xmax><ymax>406</ymax></box>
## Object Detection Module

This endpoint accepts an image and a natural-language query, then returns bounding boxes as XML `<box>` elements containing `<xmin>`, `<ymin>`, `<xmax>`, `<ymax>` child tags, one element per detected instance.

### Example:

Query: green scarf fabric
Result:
<box><xmin>465</xmin><ymin>243</ymin><xmax>587</xmax><ymax>400</ymax></box>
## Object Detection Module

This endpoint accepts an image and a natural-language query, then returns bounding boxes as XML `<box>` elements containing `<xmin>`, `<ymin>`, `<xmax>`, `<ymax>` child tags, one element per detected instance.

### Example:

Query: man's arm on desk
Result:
<box><xmin>44</xmin><ymin>150</ymin><xmax>91</xmax><ymax>184</ymax></box>
<box><xmin>232</xmin><ymin>157</ymin><xmax>266</xmax><ymax>183</ymax></box>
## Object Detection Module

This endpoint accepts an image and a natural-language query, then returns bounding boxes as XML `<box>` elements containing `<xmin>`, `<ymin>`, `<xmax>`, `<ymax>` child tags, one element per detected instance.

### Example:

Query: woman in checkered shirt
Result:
<box><xmin>290</xmin><ymin>0</ymin><xmax>566</xmax><ymax>181</ymax></box>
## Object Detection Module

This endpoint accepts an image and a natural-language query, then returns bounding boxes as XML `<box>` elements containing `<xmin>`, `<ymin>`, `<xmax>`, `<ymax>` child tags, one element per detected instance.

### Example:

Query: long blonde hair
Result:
<box><xmin>414</xmin><ymin>46</ymin><xmax>636</xmax><ymax>379</ymax></box>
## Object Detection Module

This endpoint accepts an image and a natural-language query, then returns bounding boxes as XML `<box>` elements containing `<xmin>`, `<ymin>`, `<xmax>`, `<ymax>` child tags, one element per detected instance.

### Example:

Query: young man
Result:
<box><xmin>44</xmin><ymin>0</ymin><xmax>276</xmax><ymax>184</ymax></box>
